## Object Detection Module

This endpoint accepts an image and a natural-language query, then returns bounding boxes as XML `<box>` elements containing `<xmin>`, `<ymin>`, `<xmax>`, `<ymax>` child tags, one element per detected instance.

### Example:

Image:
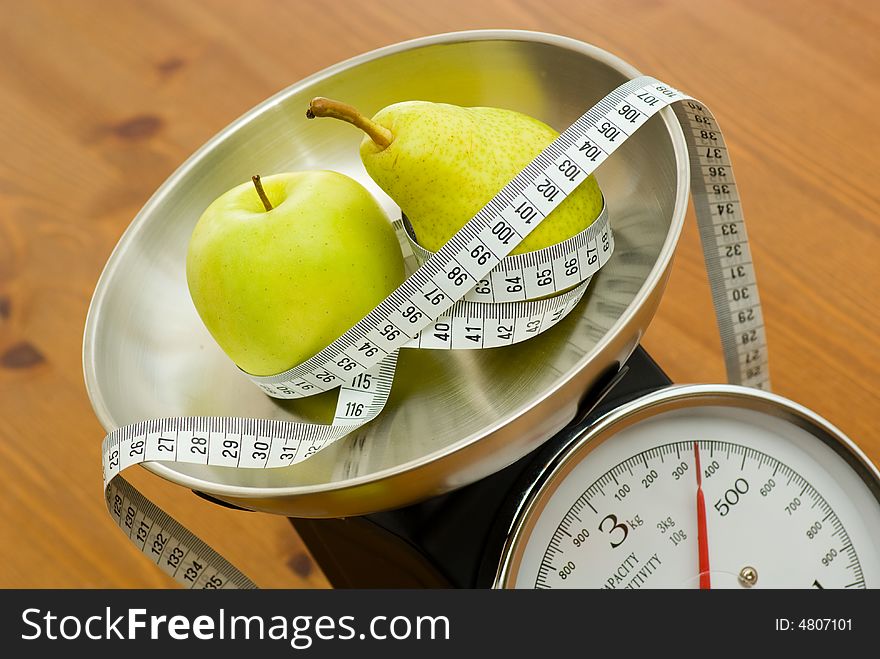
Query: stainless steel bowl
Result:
<box><xmin>83</xmin><ymin>30</ymin><xmax>689</xmax><ymax>517</ymax></box>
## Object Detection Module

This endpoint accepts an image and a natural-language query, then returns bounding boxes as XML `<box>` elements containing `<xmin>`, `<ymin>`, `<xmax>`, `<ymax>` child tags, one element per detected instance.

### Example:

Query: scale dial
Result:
<box><xmin>496</xmin><ymin>385</ymin><xmax>880</xmax><ymax>589</ymax></box>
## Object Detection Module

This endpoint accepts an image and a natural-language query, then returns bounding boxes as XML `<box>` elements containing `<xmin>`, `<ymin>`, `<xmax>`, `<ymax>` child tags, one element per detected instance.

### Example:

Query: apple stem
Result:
<box><xmin>306</xmin><ymin>97</ymin><xmax>394</xmax><ymax>149</ymax></box>
<box><xmin>251</xmin><ymin>175</ymin><xmax>273</xmax><ymax>212</ymax></box>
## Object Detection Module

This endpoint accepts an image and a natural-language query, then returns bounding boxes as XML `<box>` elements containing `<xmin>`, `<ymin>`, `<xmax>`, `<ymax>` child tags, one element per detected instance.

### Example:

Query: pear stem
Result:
<box><xmin>306</xmin><ymin>97</ymin><xmax>393</xmax><ymax>149</ymax></box>
<box><xmin>251</xmin><ymin>175</ymin><xmax>273</xmax><ymax>212</ymax></box>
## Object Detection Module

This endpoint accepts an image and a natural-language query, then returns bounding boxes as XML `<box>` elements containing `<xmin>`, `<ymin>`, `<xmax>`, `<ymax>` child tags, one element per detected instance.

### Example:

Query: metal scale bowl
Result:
<box><xmin>83</xmin><ymin>30</ymin><xmax>689</xmax><ymax>519</ymax></box>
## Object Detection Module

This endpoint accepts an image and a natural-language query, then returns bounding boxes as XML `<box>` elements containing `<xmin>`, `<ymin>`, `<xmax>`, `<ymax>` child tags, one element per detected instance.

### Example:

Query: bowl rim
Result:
<box><xmin>82</xmin><ymin>28</ymin><xmax>690</xmax><ymax>499</ymax></box>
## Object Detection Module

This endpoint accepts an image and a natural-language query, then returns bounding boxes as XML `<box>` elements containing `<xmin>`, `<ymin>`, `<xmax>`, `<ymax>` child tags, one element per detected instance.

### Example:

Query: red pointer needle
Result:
<box><xmin>694</xmin><ymin>442</ymin><xmax>711</xmax><ymax>589</ymax></box>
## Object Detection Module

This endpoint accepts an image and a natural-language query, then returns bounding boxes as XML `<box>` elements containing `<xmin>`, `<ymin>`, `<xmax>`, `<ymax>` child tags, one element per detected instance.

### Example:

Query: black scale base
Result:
<box><xmin>288</xmin><ymin>346</ymin><xmax>672</xmax><ymax>588</ymax></box>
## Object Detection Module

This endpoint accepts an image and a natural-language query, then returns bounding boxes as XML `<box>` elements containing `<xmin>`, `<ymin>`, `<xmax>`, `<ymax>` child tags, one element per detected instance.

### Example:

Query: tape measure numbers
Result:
<box><xmin>100</xmin><ymin>76</ymin><xmax>770</xmax><ymax>588</ymax></box>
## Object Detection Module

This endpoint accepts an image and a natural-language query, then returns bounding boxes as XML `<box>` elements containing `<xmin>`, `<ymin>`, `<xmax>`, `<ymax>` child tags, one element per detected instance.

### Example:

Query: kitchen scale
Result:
<box><xmin>284</xmin><ymin>347</ymin><xmax>880</xmax><ymax>588</ymax></box>
<box><xmin>83</xmin><ymin>31</ymin><xmax>880</xmax><ymax>588</ymax></box>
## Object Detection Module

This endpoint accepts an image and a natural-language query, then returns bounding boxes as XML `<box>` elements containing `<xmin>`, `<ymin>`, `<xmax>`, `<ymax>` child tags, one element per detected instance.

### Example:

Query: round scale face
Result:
<box><xmin>504</xmin><ymin>393</ymin><xmax>880</xmax><ymax>589</ymax></box>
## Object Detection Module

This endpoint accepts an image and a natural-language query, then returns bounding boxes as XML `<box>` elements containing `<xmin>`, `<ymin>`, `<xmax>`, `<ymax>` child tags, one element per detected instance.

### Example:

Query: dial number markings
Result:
<box><xmin>534</xmin><ymin>441</ymin><xmax>866</xmax><ymax>589</ymax></box>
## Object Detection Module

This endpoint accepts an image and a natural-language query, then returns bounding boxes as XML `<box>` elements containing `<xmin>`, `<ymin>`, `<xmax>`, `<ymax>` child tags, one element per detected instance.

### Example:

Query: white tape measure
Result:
<box><xmin>100</xmin><ymin>76</ymin><xmax>769</xmax><ymax>589</ymax></box>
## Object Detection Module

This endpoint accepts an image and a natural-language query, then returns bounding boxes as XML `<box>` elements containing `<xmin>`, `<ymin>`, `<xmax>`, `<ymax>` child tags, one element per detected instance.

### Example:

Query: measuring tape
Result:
<box><xmin>100</xmin><ymin>75</ymin><xmax>770</xmax><ymax>588</ymax></box>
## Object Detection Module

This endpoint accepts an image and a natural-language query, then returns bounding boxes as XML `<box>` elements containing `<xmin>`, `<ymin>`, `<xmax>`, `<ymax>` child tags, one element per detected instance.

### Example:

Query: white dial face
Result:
<box><xmin>509</xmin><ymin>403</ymin><xmax>880</xmax><ymax>589</ymax></box>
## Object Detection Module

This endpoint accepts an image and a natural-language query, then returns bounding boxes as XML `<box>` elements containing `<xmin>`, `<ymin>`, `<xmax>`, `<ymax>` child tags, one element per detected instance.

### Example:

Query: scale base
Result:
<box><xmin>290</xmin><ymin>346</ymin><xmax>671</xmax><ymax>588</ymax></box>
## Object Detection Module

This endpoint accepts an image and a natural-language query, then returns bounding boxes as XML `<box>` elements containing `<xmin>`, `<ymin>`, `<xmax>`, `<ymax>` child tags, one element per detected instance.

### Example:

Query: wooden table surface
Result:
<box><xmin>1</xmin><ymin>0</ymin><xmax>877</xmax><ymax>588</ymax></box>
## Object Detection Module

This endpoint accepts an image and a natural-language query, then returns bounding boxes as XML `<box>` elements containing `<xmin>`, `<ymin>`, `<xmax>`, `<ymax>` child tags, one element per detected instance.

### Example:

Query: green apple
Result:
<box><xmin>186</xmin><ymin>171</ymin><xmax>405</xmax><ymax>376</ymax></box>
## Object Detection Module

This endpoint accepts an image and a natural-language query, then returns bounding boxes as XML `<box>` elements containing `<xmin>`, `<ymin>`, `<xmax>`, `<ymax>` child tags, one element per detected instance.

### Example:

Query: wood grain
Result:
<box><xmin>0</xmin><ymin>0</ymin><xmax>877</xmax><ymax>587</ymax></box>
